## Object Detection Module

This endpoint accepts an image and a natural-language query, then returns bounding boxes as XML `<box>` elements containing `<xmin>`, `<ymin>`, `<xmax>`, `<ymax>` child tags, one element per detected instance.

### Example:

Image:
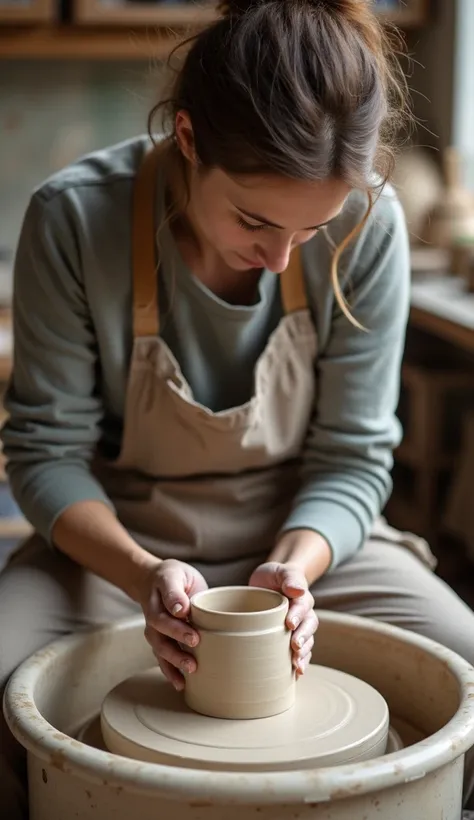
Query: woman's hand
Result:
<box><xmin>137</xmin><ymin>558</ymin><xmax>208</xmax><ymax>691</ymax></box>
<box><xmin>248</xmin><ymin>561</ymin><xmax>317</xmax><ymax>677</ymax></box>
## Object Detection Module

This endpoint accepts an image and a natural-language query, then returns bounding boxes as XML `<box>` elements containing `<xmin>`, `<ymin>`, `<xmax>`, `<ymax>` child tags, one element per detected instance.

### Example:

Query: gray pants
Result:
<box><xmin>2</xmin><ymin>534</ymin><xmax>474</xmax><ymax>819</ymax></box>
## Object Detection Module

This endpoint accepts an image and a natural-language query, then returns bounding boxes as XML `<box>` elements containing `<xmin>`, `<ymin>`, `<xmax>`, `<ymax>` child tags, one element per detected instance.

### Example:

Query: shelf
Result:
<box><xmin>0</xmin><ymin>0</ymin><xmax>55</xmax><ymax>25</ymax></box>
<box><xmin>0</xmin><ymin>1</ymin><xmax>430</xmax><ymax>60</ymax></box>
<box><xmin>72</xmin><ymin>1</ymin><xmax>425</xmax><ymax>29</ymax></box>
<box><xmin>0</xmin><ymin>25</ymin><xmax>180</xmax><ymax>59</ymax></box>
<box><xmin>74</xmin><ymin>0</ymin><xmax>216</xmax><ymax>26</ymax></box>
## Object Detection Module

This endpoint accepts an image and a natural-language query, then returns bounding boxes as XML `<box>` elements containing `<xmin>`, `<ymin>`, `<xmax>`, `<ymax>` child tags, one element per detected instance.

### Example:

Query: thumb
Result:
<box><xmin>278</xmin><ymin>565</ymin><xmax>307</xmax><ymax>598</ymax></box>
<box><xmin>156</xmin><ymin>566</ymin><xmax>191</xmax><ymax>618</ymax></box>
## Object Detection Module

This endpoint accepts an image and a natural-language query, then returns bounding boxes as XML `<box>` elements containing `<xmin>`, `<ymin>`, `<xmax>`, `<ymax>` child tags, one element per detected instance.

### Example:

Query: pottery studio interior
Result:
<box><xmin>4</xmin><ymin>1</ymin><xmax>474</xmax><ymax>819</ymax></box>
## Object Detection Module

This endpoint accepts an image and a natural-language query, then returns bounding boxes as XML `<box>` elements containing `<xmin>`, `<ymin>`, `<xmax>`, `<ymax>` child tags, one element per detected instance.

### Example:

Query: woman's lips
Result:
<box><xmin>239</xmin><ymin>254</ymin><xmax>263</xmax><ymax>268</ymax></box>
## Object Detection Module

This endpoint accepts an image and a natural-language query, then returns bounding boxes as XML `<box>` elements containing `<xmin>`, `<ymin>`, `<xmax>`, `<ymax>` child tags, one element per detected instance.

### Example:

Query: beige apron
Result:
<box><xmin>94</xmin><ymin>146</ymin><xmax>436</xmax><ymax>573</ymax></box>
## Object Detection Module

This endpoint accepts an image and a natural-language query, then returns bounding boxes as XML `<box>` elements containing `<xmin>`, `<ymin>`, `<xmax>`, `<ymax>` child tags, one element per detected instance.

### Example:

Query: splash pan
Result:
<box><xmin>4</xmin><ymin>611</ymin><xmax>474</xmax><ymax>819</ymax></box>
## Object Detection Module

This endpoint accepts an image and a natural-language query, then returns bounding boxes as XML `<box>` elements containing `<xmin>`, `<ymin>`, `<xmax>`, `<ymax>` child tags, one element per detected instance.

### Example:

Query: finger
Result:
<box><xmin>295</xmin><ymin>651</ymin><xmax>312</xmax><ymax>677</ymax></box>
<box><xmin>155</xmin><ymin>566</ymin><xmax>191</xmax><ymax>618</ymax></box>
<box><xmin>145</xmin><ymin>610</ymin><xmax>199</xmax><ymax>648</ymax></box>
<box><xmin>291</xmin><ymin>609</ymin><xmax>318</xmax><ymax>648</ymax></box>
<box><xmin>292</xmin><ymin>635</ymin><xmax>314</xmax><ymax>666</ymax></box>
<box><xmin>153</xmin><ymin>634</ymin><xmax>197</xmax><ymax>675</ymax></box>
<box><xmin>248</xmin><ymin>562</ymin><xmax>283</xmax><ymax>592</ymax></box>
<box><xmin>145</xmin><ymin>626</ymin><xmax>197</xmax><ymax>674</ymax></box>
<box><xmin>286</xmin><ymin>591</ymin><xmax>316</xmax><ymax>630</ymax></box>
<box><xmin>144</xmin><ymin>624</ymin><xmax>191</xmax><ymax>668</ymax></box>
<box><xmin>158</xmin><ymin>658</ymin><xmax>186</xmax><ymax>691</ymax></box>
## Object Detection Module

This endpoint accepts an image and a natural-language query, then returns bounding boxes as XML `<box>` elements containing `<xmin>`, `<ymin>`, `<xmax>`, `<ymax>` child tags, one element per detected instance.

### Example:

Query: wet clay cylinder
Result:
<box><xmin>184</xmin><ymin>586</ymin><xmax>295</xmax><ymax>719</ymax></box>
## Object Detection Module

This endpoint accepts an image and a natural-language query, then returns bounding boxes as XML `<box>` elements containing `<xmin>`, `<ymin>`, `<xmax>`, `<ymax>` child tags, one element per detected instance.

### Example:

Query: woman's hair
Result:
<box><xmin>149</xmin><ymin>0</ymin><xmax>410</xmax><ymax>325</ymax></box>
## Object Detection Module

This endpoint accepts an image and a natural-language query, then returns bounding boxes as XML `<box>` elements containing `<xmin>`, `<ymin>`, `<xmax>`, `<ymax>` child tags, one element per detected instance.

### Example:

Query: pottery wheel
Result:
<box><xmin>101</xmin><ymin>665</ymin><xmax>389</xmax><ymax>771</ymax></box>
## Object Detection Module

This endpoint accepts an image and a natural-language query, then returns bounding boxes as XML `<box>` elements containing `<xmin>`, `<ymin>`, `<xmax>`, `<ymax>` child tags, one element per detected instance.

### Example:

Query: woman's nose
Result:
<box><xmin>257</xmin><ymin>241</ymin><xmax>293</xmax><ymax>273</ymax></box>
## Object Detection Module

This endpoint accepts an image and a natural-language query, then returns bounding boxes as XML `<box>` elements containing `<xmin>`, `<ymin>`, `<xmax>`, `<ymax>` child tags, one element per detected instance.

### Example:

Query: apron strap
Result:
<box><xmin>132</xmin><ymin>144</ymin><xmax>162</xmax><ymax>338</ymax></box>
<box><xmin>280</xmin><ymin>246</ymin><xmax>308</xmax><ymax>314</ymax></box>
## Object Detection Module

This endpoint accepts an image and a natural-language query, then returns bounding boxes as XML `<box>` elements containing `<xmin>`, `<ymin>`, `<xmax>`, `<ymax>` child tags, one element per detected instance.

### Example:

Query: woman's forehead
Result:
<box><xmin>210</xmin><ymin>167</ymin><xmax>351</xmax><ymax>228</ymax></box>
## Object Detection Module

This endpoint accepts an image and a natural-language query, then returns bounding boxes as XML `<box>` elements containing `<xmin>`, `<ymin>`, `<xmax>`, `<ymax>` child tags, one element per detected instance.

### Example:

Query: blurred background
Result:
<box><xmin>1</xmin><ymin>0</ymin><xmax>474</xmax><ymax>601</ymax></box>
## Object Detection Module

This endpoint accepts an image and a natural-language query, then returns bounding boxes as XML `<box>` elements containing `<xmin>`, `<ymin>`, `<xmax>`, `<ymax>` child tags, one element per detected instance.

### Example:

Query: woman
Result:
<box><xmin>2</xmin><ymin>0</ymin><xmax>474</xmax><ymax>816</ymax></box>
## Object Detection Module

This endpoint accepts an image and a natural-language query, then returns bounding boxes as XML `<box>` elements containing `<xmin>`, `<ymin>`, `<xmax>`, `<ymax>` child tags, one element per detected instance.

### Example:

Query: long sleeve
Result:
<box><xmin>280</xmin><ymin>190</ymin><xmax>411</xmax><ymax>570</ymax></box>
<box><xmin>1</xmin><ymin>192</ymin><xmax>115</xmax><ymax>542</ymax></box>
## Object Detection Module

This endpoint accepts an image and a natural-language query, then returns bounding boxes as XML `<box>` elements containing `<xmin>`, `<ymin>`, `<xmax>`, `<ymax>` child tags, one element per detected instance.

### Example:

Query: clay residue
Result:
<box><xmin>52</xmin><ymin>732</ymin><xmax>67</xmax><ymax>741</ymax></box>
<box><xmin>11</xmin><ymin>694</ymin><xmax>34</xmax><ymax>710</ymax></box>
<box><xmin>49</xmin><ymin>749</ymin><xmax>67</xmax><ymax>772</ymax></box>
<box><xmin>330</xmin><ymin>782</ymin><xmax>363</xmax><ymax>800</ymax></box>
<box><xmin>30</xmin><ymin>646</ymin><xmax>58</xmax><ymax>664</ymax></box>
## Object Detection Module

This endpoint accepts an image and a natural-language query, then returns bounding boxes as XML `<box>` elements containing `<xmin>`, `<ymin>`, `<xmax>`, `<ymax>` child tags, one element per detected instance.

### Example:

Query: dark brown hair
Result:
<box><xmin>149</xmin><ymin>0</ymin><xmax>409</xmax><ymax>324</ymax></box>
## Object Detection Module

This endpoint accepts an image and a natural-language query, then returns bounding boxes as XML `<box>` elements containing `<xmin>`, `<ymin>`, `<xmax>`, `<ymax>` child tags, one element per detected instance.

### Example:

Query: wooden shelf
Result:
<box><xmin>74</xmin><ymin>0</ymin><xmax>216</xmax><ymax>26</ymax></box>
<box><xmin>0</xmin><ymin>25</ymin><xmax>180</xmax><ymax>59</ymax></box>
<box><xmin>0</xmin><ymin>0</ymin><xmax>55</xmax><ymax>25</ymax></box>
<box><xmin>0</xmin><ymin>2</ymin><xmax>431</xmax><ymax>60</ymax></box>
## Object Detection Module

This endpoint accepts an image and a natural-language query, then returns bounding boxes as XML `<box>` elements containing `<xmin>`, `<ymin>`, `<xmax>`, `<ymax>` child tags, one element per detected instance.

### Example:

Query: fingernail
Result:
<box><xmin>184</xmin><ymin>632</ymin><xmax>197</xmax><ymax>647</ymax></box>
<box><xmin>295</xmin><ymin>635</ymin><xmax>305</xmax><ymax>648</ymax></box>
<box><xmin>181</xmin><ymin>660</ymin><xmax>195</xmax><ymax>674</ymax></box>
<box><xmin>289</xmin><ymin>617</ymin><xmax>300</xmax><ymax>629</ymax></box>
<box><xmin>171</xmin><ymin>603</ymin><xmax>183</xmax><ymax>616</ymax></box>
<box><xmin>173</xmin><ymin>680</ymin><xmax>185</xmax><ymax>691</ymax></box>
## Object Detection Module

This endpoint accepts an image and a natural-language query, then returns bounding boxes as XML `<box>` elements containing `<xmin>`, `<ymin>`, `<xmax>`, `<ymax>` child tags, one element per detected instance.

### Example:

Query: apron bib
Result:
<box><xmin>93</xmin><ymin>146</ymin><xmax>317</xmax><ymax>564</ymax></box>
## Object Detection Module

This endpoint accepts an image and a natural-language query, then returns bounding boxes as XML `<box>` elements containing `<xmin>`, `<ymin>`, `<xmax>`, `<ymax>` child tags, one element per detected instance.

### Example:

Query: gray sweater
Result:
<box><xmin>0</xmin><ymin>136</ymin><xmax>410</xmax><ymax>570</ymax></box>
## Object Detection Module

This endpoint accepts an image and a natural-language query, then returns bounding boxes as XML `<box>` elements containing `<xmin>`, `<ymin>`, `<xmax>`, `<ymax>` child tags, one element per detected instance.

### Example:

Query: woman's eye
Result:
<box><xmin>236</xmin><ymin>216</ymin><xmax>267</xmax><ymax>233</ymax></box>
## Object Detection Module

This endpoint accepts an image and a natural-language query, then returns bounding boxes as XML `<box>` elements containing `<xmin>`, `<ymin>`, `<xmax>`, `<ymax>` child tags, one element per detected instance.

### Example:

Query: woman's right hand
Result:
<box><xmin>138</xmin><ymin>558</ymin><xmax>208</xmax><ymax>690</ymax></box>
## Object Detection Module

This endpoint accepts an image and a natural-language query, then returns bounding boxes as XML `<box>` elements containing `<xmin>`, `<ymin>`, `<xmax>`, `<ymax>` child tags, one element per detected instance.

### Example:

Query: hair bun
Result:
<box><xmin>218</xmin><ymin>0</ymin><xmax>268</xmax><ymax>15</ymax></box>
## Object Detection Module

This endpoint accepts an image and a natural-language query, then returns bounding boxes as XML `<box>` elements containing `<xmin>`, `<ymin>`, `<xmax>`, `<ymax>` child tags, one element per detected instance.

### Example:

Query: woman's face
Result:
<box><xmin>175</xmin><ymin>114</ymin><xmax>351</xmax><ymax>274</ymax></box>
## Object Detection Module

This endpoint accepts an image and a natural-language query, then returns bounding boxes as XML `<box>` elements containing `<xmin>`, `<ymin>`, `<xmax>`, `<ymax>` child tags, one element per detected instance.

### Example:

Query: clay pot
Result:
<box><xmin>184</xmin><ymin>585</ymin><xmax>295</xmax><ymax>720</ymax></box>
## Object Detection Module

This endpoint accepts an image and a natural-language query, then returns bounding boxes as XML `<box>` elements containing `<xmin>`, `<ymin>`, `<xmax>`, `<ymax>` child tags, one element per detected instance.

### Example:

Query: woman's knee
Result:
<box><xmin>315</xmin><ymin>541</ymin><xmax>474</xmax><ymax>668</ymax></box>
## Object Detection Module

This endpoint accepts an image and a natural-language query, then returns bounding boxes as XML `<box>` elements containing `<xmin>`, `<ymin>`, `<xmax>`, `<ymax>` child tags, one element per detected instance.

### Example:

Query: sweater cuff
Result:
<box><xmin>280</xmin><ymin>499</ymin><xmax>365</xmax><ymax>572</ymax></box>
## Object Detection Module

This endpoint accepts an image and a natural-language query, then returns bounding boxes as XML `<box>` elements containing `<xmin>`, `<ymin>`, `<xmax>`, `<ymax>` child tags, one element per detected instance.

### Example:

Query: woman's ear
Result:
<box><xmin>175</xmin><ymin>111</ymin><xmax>199</xmax><ymax>167</ymax></box>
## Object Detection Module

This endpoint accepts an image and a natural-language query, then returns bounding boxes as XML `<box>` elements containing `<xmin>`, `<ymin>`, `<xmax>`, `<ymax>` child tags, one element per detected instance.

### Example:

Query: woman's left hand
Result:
<box><xmin>248</xmin><ymin>561</ymin><xmax>317</xmax><ymax>677</ymax></box>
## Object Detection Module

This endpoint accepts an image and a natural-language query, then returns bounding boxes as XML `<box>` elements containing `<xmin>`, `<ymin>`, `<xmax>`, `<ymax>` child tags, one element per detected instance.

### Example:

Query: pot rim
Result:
<box><xmin>189</xmin><ymin>585</ymin><xmax>288</xmax><ymax>630</ymax></box>
<box><xmin>190</xmin><ymin>585</ymin><xmax>287</xmax><ymax>612</ymax></box>
<box><xmin>4</xmin><ymin>611</ymin><xmax>474</xmax><ymax>805</ymax></box>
